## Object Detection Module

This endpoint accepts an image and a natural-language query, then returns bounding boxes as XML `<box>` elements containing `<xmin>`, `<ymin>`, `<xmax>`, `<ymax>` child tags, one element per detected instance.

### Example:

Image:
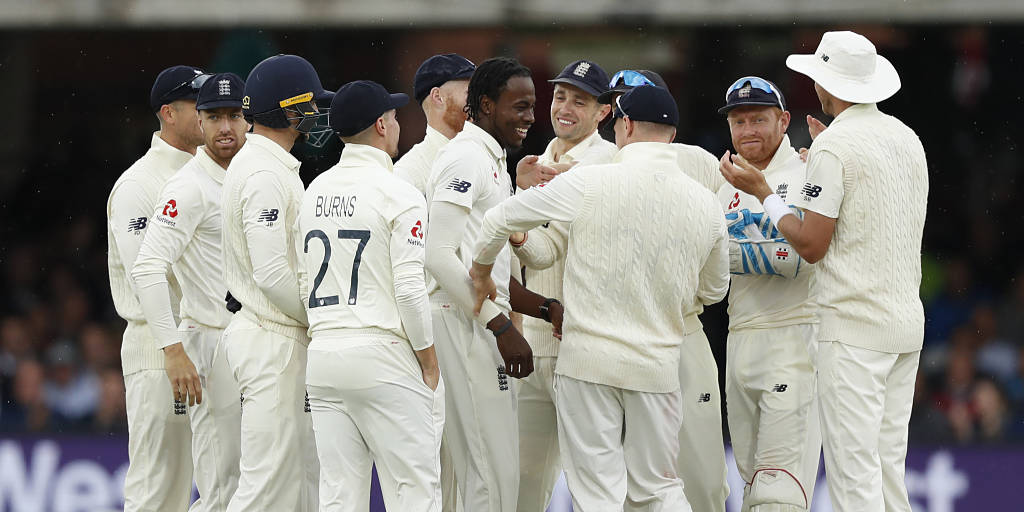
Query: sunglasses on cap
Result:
<box><xmin>609</xmin><ymin>70</ymin><xmax>656</xmax><ymax>89</ymax></box>
<box><xmin>725</xmin><ymin>76</ymin><xmax>783</xmax><ymax>109</ymax></box>
<box><xmin>160</xmin><ymin>73</ymin><xmax>213</xmax><ymax>104</ymax></box>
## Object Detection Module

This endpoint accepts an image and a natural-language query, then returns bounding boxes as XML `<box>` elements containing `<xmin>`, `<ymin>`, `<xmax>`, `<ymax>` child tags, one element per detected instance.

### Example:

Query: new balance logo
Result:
<box><xmin>772</xmin><ymin>384</ymin><xmax>788</xmax><ymax>392</ymax></box>
<box><xmin>127</xmin><ymin>217</ymin><xmax>148</xmax><ymax>232</ymax></box>
<box><xmin>218</xmin><ymin>79</ymin><xmax>231</xmax><ymax>96</ymax></box>
<box><xmin>173</xmin><ymin>399</ymin><xmax>186</xmax><ymax>415</ymax></box>
<box><xmin>697</xmin><ymin>393</ymin><xmax>711</xmax><ymax>403</ymax></box>
<box><xmin>801</xmin><ymin>184</ymin><xmax>822</xmax><ymax>198</ymax></box>
<box><xmin>257</xmin><ymin>208</ymin><xmax>279</xmax><ymax>223</ymax></box>
<box><xmin>446</xmin><ymin>179</ymin><xmax>471</xmax><ymax>193</ymax></box>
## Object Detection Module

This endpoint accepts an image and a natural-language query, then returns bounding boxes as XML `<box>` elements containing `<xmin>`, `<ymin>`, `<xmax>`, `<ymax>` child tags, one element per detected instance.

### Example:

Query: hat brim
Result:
<box><xmin>717</xmin><ymin>101</ymin><xmax>785</xmax><ymax>115</ymax></box>
<box><xmin>548</xmin><ymin>77</ymin><xmax>604</xmax><ymax>99</ymax></box>
<box><xmin>197</xmin><ymin>100</ymin><xmax>244</xmax><ymax>111</ymax></box>
<box><xmin>597</xmin><ymin>86</ymin><xmax>631</xmax><ymax>104</ymax></box>
<box><xmin>386</xmin><ymin>92</ymin><xmax>410</xmax><ymax>110</ymax></box>
<box><xmin>314</xmin><ymin>88</ymin><xmax>335</xmax><ymax>104</ymax></box>
<box><xmin>786</xmin><ymin>53</ymin><xmax>901</xmax><ymax>104</ymax></box>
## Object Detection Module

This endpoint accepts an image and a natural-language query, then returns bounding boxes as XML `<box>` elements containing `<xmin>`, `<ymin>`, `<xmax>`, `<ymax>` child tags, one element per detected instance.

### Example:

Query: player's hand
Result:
<box><xmin>470</xmin><ymin>261</ymin><xmax>497</xmax><ymax>316</ymax></box>
<box><xmin>720</xmin><ymin>151</ymin><xmax>773</xmax><ymax>201</ymax></box>
<box><xmin>164</xmin><ymin>343</ymin><xmax>202</xmax><ymax>406</ymax></box>
<box><xmin>516</xmin><ymin>155</ymin><xmax>562</xmax><ymax>189</ymax></box>
<box><xmin>421</xmin><ymin>364</ymin><xmax>441</xmax><ymax>392</ymax></box>
<box><xmin>807</xmin><ymin>115</ymin><xmax>827</xmax><ymax>140</ymax></box>
<box><xmin>799</xmin><ymin>148</ymin><xmax>809</xmax><ymax>163</ymax></box>
<box><xmin>492</xmin><ymin>321</ymin><xmax>534</xmax><ymax>379</ymax></box>
<box><xmin>549</xmin><ymin>301</ymin><xmax>564</xmax><ymax>340</ymax></box>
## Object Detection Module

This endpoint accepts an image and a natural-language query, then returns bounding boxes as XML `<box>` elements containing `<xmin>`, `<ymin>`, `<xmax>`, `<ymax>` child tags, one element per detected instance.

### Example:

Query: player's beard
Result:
<box><xmin>442</xmin><ymin>98</ymin><xmax>468</xmax><ymax>133</ymax></box>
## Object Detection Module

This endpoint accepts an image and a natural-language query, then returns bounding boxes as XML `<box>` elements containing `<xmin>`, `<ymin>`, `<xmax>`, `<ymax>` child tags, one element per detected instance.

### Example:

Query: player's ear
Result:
<box><xmin>779</xmin><ymin>109</ymin><xmax>791</xmax><ymax>132</ymax></box>
<box><xmin>376</xmin><ymin>116</ymin><xmax>387</xmax><ymax>137</ymax></box>
<box><xmin>430</xmin><ymin>87</ymin><xmax>443</xmax><ymax>107</ymax></box>
<box><xmin>597</xmin><ymin>103</ymin><xmax>611</xmax><ymax>121</ymax></box>
<box><xmin>480</xmin><ymin>95</ymin><xmax>494</xmax><ymax>117</ymax></box>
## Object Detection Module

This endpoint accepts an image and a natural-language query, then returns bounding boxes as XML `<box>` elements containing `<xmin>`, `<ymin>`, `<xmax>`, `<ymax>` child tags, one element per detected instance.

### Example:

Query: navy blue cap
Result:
<box><xmin>718</xmin><ymin>76</ymin><xmax>786</xmax><ymax>114</ymax></box>
<box><xmin>330</xmin><ymin>80</ymin><xmax>409</xmax><ymax>137</ymax></box>
<box><xmin>413</xmin><ymin>54</ymin><xmax>476</xmax><ymax>103</ymax></box>
<box><xmin>598</xmin><ymin>70</ymin><xmax>668</xmax><ymax>104</ymax></box>
<box><xmin>150</xmin><ymin>65</ymin><xmax>207</xmax><ymax>111</ymax></box>
<box><xmin>242</xmin><ymin>54</ymin><xmax>334</xmax><ymax>116</ymax></box>
<box><xmin>548</xmin><ymin>59</ymin><xmax>609</xmax><ymax>98</ymax></box>
<box><xmin>196</xmin><ymin>73</ymin><xmax>245</xmax><ymax>111</ymax></box>
<box><xmin>613</xmin><ymin>85</ymin><xmax>678</xmax><ymax>127</ymax></box>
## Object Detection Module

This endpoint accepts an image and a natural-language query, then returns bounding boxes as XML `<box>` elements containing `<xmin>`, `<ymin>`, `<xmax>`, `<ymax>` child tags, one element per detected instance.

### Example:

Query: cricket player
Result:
<box><xmin>298</xmin><ymin>80</ymin><xmax>443</xmax><ymax>512</ymax></box>
<box><xmin>506</xmin><ymin>58</ymin><xmax>615</xmax><ymax>512</ymax></box>
<box><xmin>130</xmin><ymin>72</ymin><xmax>247</xmax><ymax>511</ymax></box>
<box><xmin>471</xmin><ymin>85</ymin><xmax>729</xmax><ymax>512</ymax></box>
<box><xmin>394</xmin><ymin>52</ymin><xmax>475</xmax><ymax>512</ymax></box>
<box><xmin>596</xmin><ymin>69</ymin><xmax>731</xmax><ymax>512</ymax></box>
<box><xmin>221</xmin><ymin>54</ymin><xmax>333</xmax><ymax>512</ymax></box>
<box><xmin>721</xmin><ymin>31</ymin><xmax>927</xmax><ymax>511</ymax></box>
<box><xmin>424</xmin><ymin>56</ymin><xmax>563</xmax><ymax>512</ymax></box>
<box><xmin>395</xmin><ymin>53</ymin><xmax>475</xmax><ymax>197</ymax></box>
<box><xmin>716</xmin><ymin>76</ymin><xmax>822</xmax><ymax>511</ymax></box>
<box><xmin>107</xmin><ymin>64</ymin><xmax>207</xmax><ymax>511</ymax></box>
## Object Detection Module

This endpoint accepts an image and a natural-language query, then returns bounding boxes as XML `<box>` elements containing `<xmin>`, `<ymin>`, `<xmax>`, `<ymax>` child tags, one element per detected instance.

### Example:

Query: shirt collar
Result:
<box><xmin>151</xmin><ymin>131</ymin><xmax>194</xmax><ymax>173</ymax></box>
<box><xmin>195</xmin><ymin>146</ymin><xmax>227</xmax><ymax>185</ymax></box>
<box><xmin>339</xmin><ymin>143</ymin><xmax>394</xmax><ymax>172</ymax></box>
<box><xmin>541</xmin><ymin>129</ymin><xmax>603</xmax><ymax>164</ymax></box>
<box><xmin>830</xmin><ymin>102</ymin><xmax>878</xmax><ymax>126</ymax></box>
<box><xmin>245</xmin><ymin>133</ymin><xmax>302</xmax><ymax>174</ymax></box>
<box><xmin>424</xmin><ymin>124</ymin><xmax>451</xmax><ymax>145</ymax></box>
<box><xmin>461</xmin><ymin>121</ymin><xmax>506</xmax><ymax>161</ymax></box>
<box><xmin>763</xmin><ymin>134</ymin><xmax>801</xmax><ymax>172</ymax></box>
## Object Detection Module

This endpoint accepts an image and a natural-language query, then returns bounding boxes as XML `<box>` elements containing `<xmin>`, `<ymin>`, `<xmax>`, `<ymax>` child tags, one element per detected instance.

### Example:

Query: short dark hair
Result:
<box><xmin>464</xmin><ymin>57</ymin><xmax>531</xmax><ymax>121</ymax></box>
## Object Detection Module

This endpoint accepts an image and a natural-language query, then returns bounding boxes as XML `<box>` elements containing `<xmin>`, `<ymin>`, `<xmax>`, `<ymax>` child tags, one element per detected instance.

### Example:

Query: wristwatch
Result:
<box><xmin>539</xmin><ymin>298</ymin><xmax>561</xmax><ymax>323</ymax></box>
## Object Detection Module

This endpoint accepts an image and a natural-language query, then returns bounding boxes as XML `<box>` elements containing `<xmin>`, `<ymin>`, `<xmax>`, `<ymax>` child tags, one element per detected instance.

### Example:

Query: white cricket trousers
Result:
<box><xmin>430</xmin><ymin>296</ymin><xmax>519</xmax><ymax>512</ymax></box>
<box><xmin>222</xmin><ymin>313</ymin><xmax>319</xmax><ymax>512</ymax></box>
<box><xmin>122</xmin><ymin>321</ymin><xmax>193</xmax><ymax>512</ymax></box>
<box><xmin>555</xmin><ymin>375</ymin><xmax>692</xmax><ymax>512</ymax></box>
<box><xmin>516</xmin><ymin>355</ymin><xmax>559</xmax><ymax>512</ymax></box>
<box><xmin>817</xmin><ymin>341</ymin><xmax>918</xmax><ymax>512</ymax></box>
<box><xmin>676</xmin><ymin>326</ymin><xmax>729</xmax><ymax>512</ymax></box>
<box><xmin>306</xmin><ymin>334</ymin><xmax>445</xmax><ymax>512</ymax></box>
<box><xmin>178</xmin><ymin>321</ymin><xmax>242</xmax><ymax>512</ymax></box>
<box><xmin>726</xmin><ymin>324</ymin><xmax>821</xmax><ymax>511</ymax></box>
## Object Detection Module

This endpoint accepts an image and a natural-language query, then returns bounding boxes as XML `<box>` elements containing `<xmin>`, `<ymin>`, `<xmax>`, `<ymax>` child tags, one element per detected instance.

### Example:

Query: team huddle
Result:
<box><xmin>106</xmin><ymin>29</ymin><xmax>927</xmax><ymax>512</ymax></box>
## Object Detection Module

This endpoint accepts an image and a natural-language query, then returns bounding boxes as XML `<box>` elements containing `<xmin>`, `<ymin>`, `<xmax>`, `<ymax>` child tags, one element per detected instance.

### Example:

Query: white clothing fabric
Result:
<box><xmin>297</xmin><ymin>143</ymin><xmax>433</xmax><ymax>350</ymax></box>
<box><xmin>797</xmin><ymin>103</ymin><xmax>928</xmax><ymax>353</ymax></box>
<box><xmin>555</xmin><ymin>375</ymin><xmax>692</xmax><ymax>512</ymax></box>
<box><xmin>307</xmin><ymin>336</ymin><xmax>444</xmax><ymax>512</ymax></box>
<box><xmin>817</xmin><ymin>341</ymin><xmax>918</xmax><ymax>512</ymax></box>
<box><xmin>475</xmin><ymin>142</ymin><xmax>730</xmax><ymax>393</ymax></box>
<box><xmin>222</xmin><ymin>133</ymin><xmax>308</xmax><ymax>335</ymax></box>
<box><xmin>222</xmin><ymin>313</ymin><xmax>319</xmax><ymax>512</ymax></box>
<box><xmin>395</xmin><ymin>124</ymin><xmax>451</xmax><ymax>197</ymax></box>
<box><xmin>132</xmin><ymin>147</ymin><xmax>234</xmax><ymax>348</ymax></box>
<box><xmin>516</xmin><ymin>356</ymin><xmax>560</xmax><ymax>512</ymax></box>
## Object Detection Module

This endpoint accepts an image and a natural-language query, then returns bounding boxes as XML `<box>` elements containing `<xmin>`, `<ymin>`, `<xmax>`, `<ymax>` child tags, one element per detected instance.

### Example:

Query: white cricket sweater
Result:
<box><xmin>476</xmin><ymin>142</ymin><xmax>730</xmax><ymax>393</ymax></box>
<box><xmin>394</xmin><ymin>125</ymin><xmax>450</xmax><ymax>198</ymax></box>
<box><xmin>106</xmin><ymin>132</ymin><xmax>190</xmax><ymax>375</ymax></box>
<box><xmin>799</xmin><ymin>103</ymin><xmax>928</xmax><ymax>354</ymax></box>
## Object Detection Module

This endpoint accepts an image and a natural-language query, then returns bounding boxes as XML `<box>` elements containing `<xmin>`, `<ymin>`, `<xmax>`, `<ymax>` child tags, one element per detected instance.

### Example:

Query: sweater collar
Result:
<box><xmin>338</xmin><ymin>143</ymin><xmax>394</xmax><ymax>172</ymax></box>
<box><xmin>461</xmin><ymin>121</ymin><xmax>506</xmax><ymax>161</ymax></box>
<box><xmin>151</xmin><ymin>131</ymin><xmax>194</xmax><ymax>175</ymax></box>
<box><xmin>245</xmin><ymin>133</ymin><xmax>301</xmax><ymax>174</ymax></box>
<box><xmin>195</xmin><ymin>146</ymin><xmax>227</xmax><ymax>185</ymax></box>
<box><xmin>541</xmin><ymin>130</ymin><xmax>604</xmax><ymax>164</ymax></box>
<box><xmin>763</xmin><ymin>134</ymin><xmax>801</xmax><ymax>173</ymax></box>
<box><xmin>830</xmin><ymin>103</ymin><xmax>879</xmax><ymax>126</ymax></box>
<box><xmin>612</xmin><ymin>141</ymin><xmax>676</xmax><ymax>168</ymax></box>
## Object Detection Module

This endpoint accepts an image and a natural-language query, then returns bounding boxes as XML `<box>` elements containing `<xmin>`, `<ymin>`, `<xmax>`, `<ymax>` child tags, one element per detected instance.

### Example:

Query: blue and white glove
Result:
<box><xmin>728</xmin><ymin>238</ymin><xmax>803</xmax><ymax>278</ymax></box>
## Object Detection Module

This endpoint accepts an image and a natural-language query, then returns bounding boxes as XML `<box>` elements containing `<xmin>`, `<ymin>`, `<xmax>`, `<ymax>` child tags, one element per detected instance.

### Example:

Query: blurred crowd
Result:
<box><xmin>1</xmin><ymin>25</ymin><xmax>1021</xmax><ymax>444</ymax></box>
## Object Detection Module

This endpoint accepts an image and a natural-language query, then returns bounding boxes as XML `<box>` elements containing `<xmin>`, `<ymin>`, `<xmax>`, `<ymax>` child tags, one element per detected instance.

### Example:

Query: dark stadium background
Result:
<box><xmin>0</xmin><ymin>21</ymin><xmax>1020</xmax><ymax>511</ymax></box>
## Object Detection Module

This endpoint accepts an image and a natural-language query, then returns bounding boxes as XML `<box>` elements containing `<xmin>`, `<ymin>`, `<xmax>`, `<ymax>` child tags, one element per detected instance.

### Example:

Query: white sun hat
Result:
<box><xmin>786</xmin><ymin>31</ymin><xmax>901</xmax><ymax>104</ymax></box>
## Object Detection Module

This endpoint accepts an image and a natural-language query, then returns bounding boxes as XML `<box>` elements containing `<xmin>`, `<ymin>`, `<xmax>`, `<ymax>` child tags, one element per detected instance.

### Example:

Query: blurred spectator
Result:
<box><xmin>909</xmin><ymin>370</ymin><xmax>954</xmax><ymax>444</ymax></box>
<box><xmin>3</xmin><ymin>359</ymin><xmax>50</xmax><ymax>432</ymax></box>
<box><xmin>93</xmin><ymin>368</ymin><xmax>128</xmax><ymax>434</ymax></box>
<box><xmin>924</xmin><ymin>259</ymin><xmax>988</xmax><ymax>345</ymax></box>
<box><xmin>80</xmin><ymin>322</ymin><xmax>119</xmax><ymax>372</ymax></box>
<box><xmin>972</xmin><ymin>377</ymin><xmax>1010</xmax><ymax>443</ymax></box>
<box><xmin>42</xmin><ymin>340</ymin><xmax>100</xmax><ymax>430</ymax></box>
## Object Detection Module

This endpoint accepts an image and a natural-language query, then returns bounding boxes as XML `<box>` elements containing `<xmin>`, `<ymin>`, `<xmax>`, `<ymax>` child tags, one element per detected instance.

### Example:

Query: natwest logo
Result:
<box><xmin>161</xmin><ymin>199</ymin><xmax>178</xmax><ymax>218</ymax></box>
<box><xmin>410</xmin><ymin>220</ymin><xmax>424</xmax><ymax>239</ymax></box>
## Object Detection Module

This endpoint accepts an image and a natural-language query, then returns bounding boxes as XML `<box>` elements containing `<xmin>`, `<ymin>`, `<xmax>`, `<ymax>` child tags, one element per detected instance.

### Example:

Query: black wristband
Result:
<box><xmin>492</xmin><ymin>319</ymin><xmax>514</xmax><ymax>337</ymax></box>
<box><xmin>539</xmin><ymin>298</ymin><xmax>561</xmax><ymax>323</ymax></box>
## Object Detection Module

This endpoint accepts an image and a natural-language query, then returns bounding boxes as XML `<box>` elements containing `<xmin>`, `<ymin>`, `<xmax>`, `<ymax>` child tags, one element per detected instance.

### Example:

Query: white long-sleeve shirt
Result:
<box><xmin>475</xmin><ymin>142</ymin><xmax>730</xmax><ymax>393</ymax></box>
<box><xmin>394</xmin><ymin>124</ymin><xmax>450</xmax><ymax>197</ymax></box>
<box><xmin>297</xmin><ymin>143</ymin><xmax>434</xmax><ymax>351</ymax></box>
<box><xmin>132</xmin><ymin>147</ymin><xmax>234</xmax><ymax>349</ymax></box>
<box><xmin>717</xmin><ymin>135</ymin><xmax>817</xmax><ymax>332</ymax></box>
<box><xmin>513</xmin><ymin>130</ymin><xmax>617</xmax><ymax>357</ymax></box>
<box><xmin>107</xmin><ymin>132</ymin><xmax>190</xmax><ymax>375</ymax></box>
<box><xmin>424</xmin><ymin>121</ymin><xmax>508</xmax><ymax>325</ymax></box>
<box><xmin>221</xmin><ymin>133</ymin><xmax>308</xmax><ymax>341</ymax></box>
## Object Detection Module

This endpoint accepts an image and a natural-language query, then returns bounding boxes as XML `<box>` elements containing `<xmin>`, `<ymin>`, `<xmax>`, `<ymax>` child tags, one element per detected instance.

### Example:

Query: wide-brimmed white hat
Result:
<box><xmin>786</xmin><ymin>31</ymin><xmax>901</xmax><ymax>104</ymax></box>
